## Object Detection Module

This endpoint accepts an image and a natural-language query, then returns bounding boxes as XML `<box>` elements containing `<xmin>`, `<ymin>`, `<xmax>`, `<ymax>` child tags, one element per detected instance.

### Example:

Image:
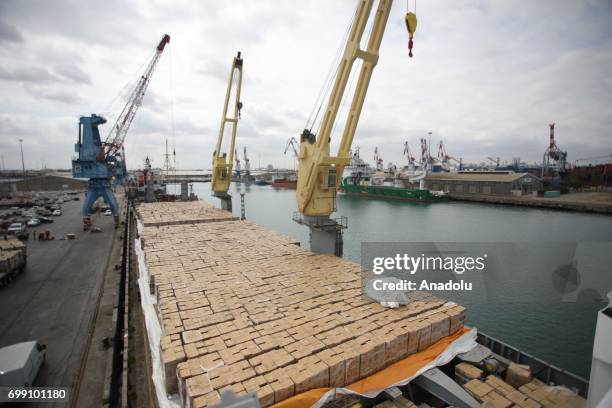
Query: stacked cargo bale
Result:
<box><xmin>0</xmin><ymin>238</ymin><xmax>27</xmax><ymax>261</ymax></box>
<box><xmin>463</xmin><ymin>375</ymin><xmax>587</xmax><ymax>408</ymax></box>
<box><xmin>0</xmin><ymin>250</ymin><xmax>22</xmax><ymax>272</ymax></box>
<box><xmin>136</xmin><ymin>201</ymin><xmax>467</xmax><ymax>407</ymax></box>
<box><xmin>136</xmin><ymin>201</ymin><xmax>238</xmax><ymax>227</ymax></box>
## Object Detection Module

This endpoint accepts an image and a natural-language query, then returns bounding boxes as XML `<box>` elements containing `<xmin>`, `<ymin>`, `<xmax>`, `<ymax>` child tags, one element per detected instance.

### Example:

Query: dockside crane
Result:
<box><xmin>542</xmin><ymin>123</ymin><xmax>568</xmax><ymax>177</ymax></box>
<box><xmin>420</xmin><ymin>138</ymin><xmax>430</xmax><ymax>169</ymax></box>
<box><xmin>436</xmin><ymin>140</ymin><xmax>447</xmax><ymax>163</ymax></box>
<box><xmin>404</xmin><ymin>141</ymin><xmax>415</xmax><ymax>166</ymax></box>
<box><xmin>243</xmin><ymin>147</ymin><xmax>251</xmax><ymax>179</ymax></box>
<box><xmin>284</xmin><ymin>137</ymin><xmax>299</xmax><ymax>158</ymax></box>
<box><xmin>285</xmin><ymin>137</ymin><xmax>300</xmax><ymax>171</ymax></box>
<box><xmin>234</xmin><ymin>149</ymin><xmax>241</xmax><ymax>178</ymax></box>
<box><xmin>72</xmin><ymin>34</ymin><xmax>170</xmax><ymax>229</ymax></box>
<box><xmin>374</xmin><ymin>147</ymin><xmax>384</xmax><ymax>171</ymax></box>
<box><xmin>294</xmin><ymin>0</ymin><xmax>417</xmax><ymax>256</ymax></box>
<box><xmin>435</xmin><ymin>140</ymin><xmax>461</xmax><ymax>170</ymax></box>
<box><xmin>487</xmin><ymin>156</ymin><xmax>500</xmax><ymax>170</ymax></box>
<box><xmin>211</xmin><ymin>52</ymin><xmax>244</xmax><ymax>211</ymax></box>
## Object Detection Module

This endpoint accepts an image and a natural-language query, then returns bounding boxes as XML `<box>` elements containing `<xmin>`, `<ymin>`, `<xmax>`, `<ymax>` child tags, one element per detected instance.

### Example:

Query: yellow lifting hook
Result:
<box><xmin>405</xmin><ymin>11</ymin><xmax>417</xmax><ymax>57</ymax></box>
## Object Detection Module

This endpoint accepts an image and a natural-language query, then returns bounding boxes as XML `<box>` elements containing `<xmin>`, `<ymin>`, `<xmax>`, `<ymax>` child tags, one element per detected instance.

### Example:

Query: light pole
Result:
<box><xmin>18</xmin><ymin>139</ymin><xmax>25</xmax><ymax>179</ymax></box>
<box><xmin>427</xmin><ymin>131</ymin><xmax>432</xmax><ymax>171</ymax></box>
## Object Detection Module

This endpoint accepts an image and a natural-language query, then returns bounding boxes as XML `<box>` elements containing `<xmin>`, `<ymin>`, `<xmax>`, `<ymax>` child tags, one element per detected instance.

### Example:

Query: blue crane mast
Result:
<box><xmin>72</xmin><ymin>34</ymin><xmax>170</xmax><ymax>229</ymax></box>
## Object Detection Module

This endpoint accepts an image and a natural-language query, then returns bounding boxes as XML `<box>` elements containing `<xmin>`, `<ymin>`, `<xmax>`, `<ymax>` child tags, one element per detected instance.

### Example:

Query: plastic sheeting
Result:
<box><xmin>135</xmin><ymin>219</ymin><xmax>181</xmax><ymax>408</ymax></box>
<box><xmin>272</xmin><ymin>326</ymin><xmax>477</xmax><ymax>408</ymax></box>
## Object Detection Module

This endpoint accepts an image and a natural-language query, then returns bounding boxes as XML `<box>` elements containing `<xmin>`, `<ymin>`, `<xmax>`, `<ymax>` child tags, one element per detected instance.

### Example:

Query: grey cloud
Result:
<box><xmin>54</xmin><ymin>64</ymin><xmax>92</xmax><ymax>84</ymax></box>
<box><xmin>22</xmin><ymin>84</ymin><xmax>84</xmax><ymax>104</ymax></box>
<box><xmin>0</xmin><ymin>66</ymin><xmax>58</xmax><ymax>83</ymax></box>
<box><xmin>250</xmin><ymin>109</ymin><xmax>285</xmax><ymax>129</ymax></box>
<box><xmin>0</xmin><ymin>20</ymin><xmax>23</xmax><ymax>42</ymax></box>
<box><xmin>197</xmin><ymin>60</ymin><xmax>231</xmax><ymax>83</ymax></box>
<box><xmin>0</xmin><ymin>114</ymin><xmax>30</xmax><ymax>136</ymax></box>
<box><xmin>0</xmin><ymin>0</ymin><xmax>611</xmax><ymax>169</ymax></box>
<box><xmin>0</xmin><ymin>0</ymin><xmax>145</xmax><ymax>48</ymax></box>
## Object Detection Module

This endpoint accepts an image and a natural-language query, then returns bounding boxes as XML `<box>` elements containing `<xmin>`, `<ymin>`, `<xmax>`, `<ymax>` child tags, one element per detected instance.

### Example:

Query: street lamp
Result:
<box><xmin>427</xmin><ymin>131</ymin><xmax>433</xmax><ymax>171</ymax></box>
<box><xmin>18</xmin><ymin>139</ymin><xmax>25</xmax><ymax>179</ymax></box>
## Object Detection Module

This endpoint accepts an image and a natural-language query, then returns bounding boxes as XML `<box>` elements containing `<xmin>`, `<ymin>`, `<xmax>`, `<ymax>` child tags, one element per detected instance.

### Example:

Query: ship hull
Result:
<box><xmin>271</xmin><ymin>179</ymin><xmax>297</xmax><ymax>189</ymax></box>
<box><xmin>341</xmin><ymin>181</ymin><xmax>448</xmax><ymax>202</ymax></box>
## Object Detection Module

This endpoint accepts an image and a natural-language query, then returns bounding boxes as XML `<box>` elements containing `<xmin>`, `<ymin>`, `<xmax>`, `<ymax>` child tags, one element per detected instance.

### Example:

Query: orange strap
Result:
<box><xmin>273</xmin><ymin>327</ymin><xmax>470</xmax><ymax>408</ymax></box>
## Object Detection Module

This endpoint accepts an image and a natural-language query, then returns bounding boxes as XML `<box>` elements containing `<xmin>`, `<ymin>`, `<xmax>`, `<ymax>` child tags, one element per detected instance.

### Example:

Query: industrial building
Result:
<box><xmin>425</xmin><ymin>171</ymin><xmax>542</xmax><ymax>196</ymax></box>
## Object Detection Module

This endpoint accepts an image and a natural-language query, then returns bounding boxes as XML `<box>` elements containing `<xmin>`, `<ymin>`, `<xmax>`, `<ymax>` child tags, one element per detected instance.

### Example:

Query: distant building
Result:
<box><xmin>0</xmin><ymin>179</ymin><xmax>19</xmax><ymax>195</ymax></box>
<box><xmin>425</xmin><ymin>171</ymin><xmax>542</xmax><ymax>196</ymax></box>
<box><xmin>15</xmin><ymin>175</ymin><xmax>87</xmax><ymax>192</ymax></box>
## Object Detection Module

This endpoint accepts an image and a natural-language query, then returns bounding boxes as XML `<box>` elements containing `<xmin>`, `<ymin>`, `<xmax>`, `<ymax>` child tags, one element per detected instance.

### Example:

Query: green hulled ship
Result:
<box><xmin>340</xmin><ymin>178</ymin><xmax>448</xmax><ymax>202</ymax></box>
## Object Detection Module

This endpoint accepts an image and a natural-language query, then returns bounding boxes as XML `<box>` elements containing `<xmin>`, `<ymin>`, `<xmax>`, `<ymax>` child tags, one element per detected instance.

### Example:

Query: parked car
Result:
<box><xmin>39</xmin><ymin>217</ymin><xmax>54</xmax><ymax>224</ymax></box>
<box><xmin>104</xmin><ymin>209</ymin><xmax>113</xmax><ymax>216</ymax></box>
<box><xmin>27</xmin><ymin>219</ymin><xmax>41</xmax><ymax>227</ymax></box>
<box><xmin>52</xmin><ymin>210</ymin><xmax>62</xmax><ymax>216</ymax></box>
<box><xmin>0</xmin><ymin>341</ymin><xmax>46</xmax><ymax>387</ymax></box>
<box><xmin>7</xmin><ymin>223</ymin><xmax>26</xmax><ymax>236</ymax></box>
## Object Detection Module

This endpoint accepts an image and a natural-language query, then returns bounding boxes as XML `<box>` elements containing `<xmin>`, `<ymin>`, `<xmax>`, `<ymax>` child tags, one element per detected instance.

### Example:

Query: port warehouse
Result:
<box><xmin>425</xmin><ymin>171</ymin><xmax>542</xmax><ymax>196</ymax></box>
<box><xmin>135</xmin><ymin>201</ymin><xmax>467</xmax><ymax>407</ymax></box>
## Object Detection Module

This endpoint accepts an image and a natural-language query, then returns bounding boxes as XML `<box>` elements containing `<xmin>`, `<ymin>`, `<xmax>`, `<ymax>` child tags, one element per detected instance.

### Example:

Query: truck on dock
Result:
<box><xmin>0</xmin><ymin>341</ymin><xmax>46</xmax><ymax>387</ymax></box>
<box><xmin>0</xmin><ymin>238</ymin><xmax>27</xmax><ymax>288</ymax></box>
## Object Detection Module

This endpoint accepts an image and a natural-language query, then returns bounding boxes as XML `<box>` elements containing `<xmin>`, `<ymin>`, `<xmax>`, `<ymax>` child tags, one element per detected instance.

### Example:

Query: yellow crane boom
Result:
<box><xmin>211</xmin><ymin>52</ymin><xmax>244</xmax><ymax>203</ymax></box>
<box><xmin>294</xmin><ymin>0</ymin><xmax>416</xmax><ymax>255</ymax></box>
<box><xmin>296</xmin><ymin>0</ymin><xmax>416</xmax><ymax>217</ymax></box>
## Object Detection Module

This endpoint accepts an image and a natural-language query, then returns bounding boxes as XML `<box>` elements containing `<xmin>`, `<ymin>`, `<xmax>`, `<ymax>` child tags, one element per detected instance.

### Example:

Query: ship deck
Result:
<box><xmin>134</xmin><ymin>201</ymin><xmax>466</xmax><ymax>407</ymax></box>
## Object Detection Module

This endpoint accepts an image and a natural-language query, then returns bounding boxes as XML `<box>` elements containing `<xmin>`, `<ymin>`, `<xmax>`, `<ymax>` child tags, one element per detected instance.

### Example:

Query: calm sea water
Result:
<box><xmin>169</xmin><ymin>182</ymin><xmax>612</xmax><ymax>379</ymax></box>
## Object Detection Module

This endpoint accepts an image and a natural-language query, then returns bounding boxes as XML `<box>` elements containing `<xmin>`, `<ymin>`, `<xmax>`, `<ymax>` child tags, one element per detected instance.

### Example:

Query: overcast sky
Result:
<box><xmin>0</xmin><ymin>0</ymin><xmax>611</xmax><ymax>171</ymax></box>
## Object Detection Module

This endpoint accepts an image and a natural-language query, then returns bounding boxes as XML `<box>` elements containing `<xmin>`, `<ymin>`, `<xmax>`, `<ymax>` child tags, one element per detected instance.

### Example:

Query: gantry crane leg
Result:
<box><xmin>82</xmin><ymin>178</ymin><xmax>119</xmax><ymax>228</ymax></box>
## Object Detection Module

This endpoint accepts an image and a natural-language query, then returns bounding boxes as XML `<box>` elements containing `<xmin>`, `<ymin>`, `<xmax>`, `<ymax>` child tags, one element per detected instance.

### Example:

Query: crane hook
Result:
<box><xmin>405</xmin><ymin>12</ymin><xmax>417</xmax><ymax>58</ymax></box>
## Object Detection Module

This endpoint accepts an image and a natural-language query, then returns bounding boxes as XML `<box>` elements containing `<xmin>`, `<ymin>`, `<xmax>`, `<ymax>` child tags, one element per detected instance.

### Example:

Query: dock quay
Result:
<box><xmin>133</xmin><ymin>201</ymin><xmax>467</xmax><ymax>408</ymax></box>
<box><xmin>448</xmin><ymin>191</ymin><xmax>612</xmax><ymax>215</ymax></box>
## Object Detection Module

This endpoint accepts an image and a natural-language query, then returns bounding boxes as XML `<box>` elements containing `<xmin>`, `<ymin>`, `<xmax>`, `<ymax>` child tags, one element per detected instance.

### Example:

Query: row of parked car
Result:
<box><xmin>2</xmin><ymin>202</ymin><xmax>64</xmax><ymax>239</ymax></box>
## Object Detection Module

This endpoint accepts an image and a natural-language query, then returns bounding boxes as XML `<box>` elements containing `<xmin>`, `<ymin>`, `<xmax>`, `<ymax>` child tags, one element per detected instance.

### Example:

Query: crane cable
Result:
<box><xmin>329</xmin><ymin>9</ymin><xmax>376</xmax><ymax>142</ymax></box>
<box><xmin>305</xmin><ymin>4</ymin><xmax>358</xmax><ymax>134</ymax></box>
<box><xmin>101</xmin><ymin>57</ymin><xmax>148</xmax><ymax>128</ymax></box>
<box><xmin>407</xmin><ymin>0</ymin><xmax>416</xmax><ymax>15</ymax></box>
<box><xmin>168</xmin><ymin>43</ymin><xmax>178</xmax><ymax>194</ymax></box>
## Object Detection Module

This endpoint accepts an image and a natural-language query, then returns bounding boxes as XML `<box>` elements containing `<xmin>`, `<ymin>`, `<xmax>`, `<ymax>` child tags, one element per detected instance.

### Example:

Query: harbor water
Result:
<box><xmin>169</xmin><ymin>182</ymin><xmax>612</xmax><ymax>379</ymax></box>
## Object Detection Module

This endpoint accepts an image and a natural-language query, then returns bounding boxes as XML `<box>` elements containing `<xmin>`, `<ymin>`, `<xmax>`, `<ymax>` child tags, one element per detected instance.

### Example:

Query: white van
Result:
<box><xmin>0</xmin><ymin>341</ymin><xmax>46</xmax><ymax>386</ymax></box>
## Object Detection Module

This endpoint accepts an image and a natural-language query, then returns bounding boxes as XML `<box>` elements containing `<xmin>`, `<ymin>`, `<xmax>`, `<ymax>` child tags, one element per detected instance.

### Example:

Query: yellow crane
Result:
<box><xmin>211</xmin><ymin>51</ymin><xmax>244</xmax><ymax>211</ymax></box>
<box><xmin>294</xmin><ymin>0</ymin><xmax>417</xmax><ymax>255</ymax></box>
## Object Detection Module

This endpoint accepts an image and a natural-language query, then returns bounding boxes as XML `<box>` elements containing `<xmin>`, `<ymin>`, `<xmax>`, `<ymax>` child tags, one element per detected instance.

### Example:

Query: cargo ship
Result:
<box><xmin>339</xmin><ymin>146</ymin><xmax>449</xmax><ymax>202</ymax></box>
<box><xmin>131</xmin><ymin>201</ymin><xmax>605</xmax><ymax>408</ymax></box>
<box><xmin>341</xmin><ymin>154</ymin><xmax>448</xmax><ymax>202</ymax></box>
<box><xmin>271</xmin><ymin>175</ymin><xmax>297</xmax><ymax>189</ymax></box>
<box><xmin>341</xmin><ymin>177</ymin><xmax>448</xmax><ymax>202</ymax></box>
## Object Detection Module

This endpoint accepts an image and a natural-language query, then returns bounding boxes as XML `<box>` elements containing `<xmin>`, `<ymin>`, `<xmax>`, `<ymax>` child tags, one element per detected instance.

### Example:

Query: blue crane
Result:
<box><xmin>72</xmin><ymin>34</ymin><xmax>170</xmax><ymax>229</ymax></box>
